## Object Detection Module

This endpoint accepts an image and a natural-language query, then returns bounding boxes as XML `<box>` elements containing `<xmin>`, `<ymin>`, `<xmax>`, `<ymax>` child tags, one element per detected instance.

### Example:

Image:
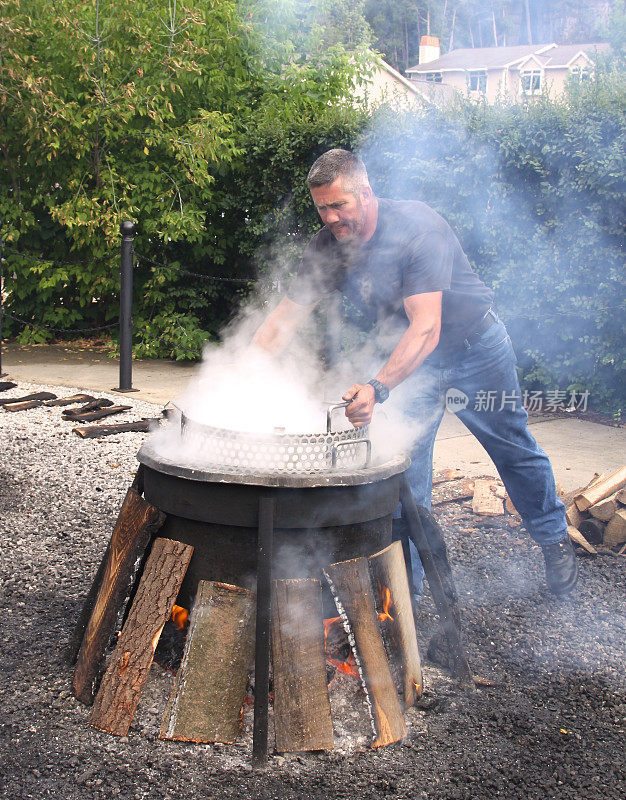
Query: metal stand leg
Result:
<box><xmin>252</xmin><ymin>496</ymin><xmax>274</xmax><ymax>765</ymax></box>
<box><xmin>399</xmin><ymin>475</ymin><xmax>475</xmax><ymax>689</ymax></box>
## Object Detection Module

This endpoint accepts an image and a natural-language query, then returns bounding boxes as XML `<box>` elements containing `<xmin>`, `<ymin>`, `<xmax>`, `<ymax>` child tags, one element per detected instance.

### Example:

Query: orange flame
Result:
<box><xmin>327</xmin><ymin>654</ymin><xmax>360</xmax><ymax>679</ymax></box>
<box><xmin>171</xmin><ymin>604</ymin><xmax>189</xmax><ymax>630</ymax></box>
<box><xmin>377</xmin><ymin>585</ymin><xmax>394</xmax><ymax>624</ymax></box>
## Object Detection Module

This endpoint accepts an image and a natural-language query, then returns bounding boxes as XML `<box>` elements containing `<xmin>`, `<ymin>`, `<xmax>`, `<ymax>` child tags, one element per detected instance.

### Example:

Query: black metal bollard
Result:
<box><xmin>115</xmin><ymin>220</ymin><xmax>137</xmax><ymax>392</ymax></box>
<box><xmin>0</xmin><ymin>217</ymin><xmax>5</xmax><ymax>377</ymax></box>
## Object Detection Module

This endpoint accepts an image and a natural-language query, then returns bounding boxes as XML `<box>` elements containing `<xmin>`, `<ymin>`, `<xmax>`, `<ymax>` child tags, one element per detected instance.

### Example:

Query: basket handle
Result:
<box><xmin>331</xmin><ymin>438</ymin><xmax>372</xmax><ymax>469</ymax></box>
<box><xmin>326</xmin><ymin>400</ymin><xmax>352</xmax><ymax>434</ymax></box>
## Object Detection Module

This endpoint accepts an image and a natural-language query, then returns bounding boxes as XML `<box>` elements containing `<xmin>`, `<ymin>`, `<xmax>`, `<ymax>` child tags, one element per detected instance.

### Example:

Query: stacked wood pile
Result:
<box><xmin>431</xmin><ymin>467</ymin><xmax>626</xmax><ymax>556</ymax></box>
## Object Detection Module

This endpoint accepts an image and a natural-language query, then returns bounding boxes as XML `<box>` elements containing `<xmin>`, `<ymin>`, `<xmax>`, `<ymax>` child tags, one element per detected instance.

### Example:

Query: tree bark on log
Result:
<box><xmin>323</xmin><ymin>557</ymin><xmax>406</xmax><ymax>748</ymax></box>
<box><xmin>271</xmin><ymin>578</ymin><xmax>334</xmax><ymax>753</ymax></box>
<box><xmin>0</xmin><ymin>381</ymin><xmax>17</xmax><ymax>392</ymax></box>
<box><xmin>73</xmin><ymin>420</ymin><xmax>158</xmax><ymax>438</ymax></box>
<box><xmin>62</xmin><ymin>398</ymin><xmax>113</xmax><ymax>417</ymax></box>
<box><xmin>73</xmin><ymin>487</ymin><xmax>166</xmax><ymax>705</ymax></box>
<box><xmin>0</xmin><ymin>391</ymin><xmax>56</xmax><ymax>406</ymax></box>
<box><xmin>575</xmin><ymin>467</ymin><xmax>626</xmax><ymax>511</ymax></box>
<box><xmin>3</xmin><ymin>400</ymin><xmax>46</xmax><ymax>411</ymax></box>
<box><xmin>160</xmin><ymin>580</ymin><xmax>256</xmax><ymax>745</ymax></box>
<box><xmin>64</xmin><ymin>405</ymin><xmax>131</xmax><ymax>423</ymax></box>
<box><xmin>44</xmin><ymin>394</ymin><xmax>95</xmax><ymax>407</ymax></box>
<box><xmin>89</xmin><ymin>538</ymin><xmax>193</xmax><ymax>736</ymax></box>
<box><xmin>368</xmin><ymin>541</ymin><xmax>423</xmax><ymax>708</ymax></box>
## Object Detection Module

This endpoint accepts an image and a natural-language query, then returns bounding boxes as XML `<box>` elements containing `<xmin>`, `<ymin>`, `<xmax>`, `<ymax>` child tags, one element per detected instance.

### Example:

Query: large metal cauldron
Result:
<box><xmin>137</xmin><ymin>432</ymin><xmax>409</xmax><ymax>609</ymax></box>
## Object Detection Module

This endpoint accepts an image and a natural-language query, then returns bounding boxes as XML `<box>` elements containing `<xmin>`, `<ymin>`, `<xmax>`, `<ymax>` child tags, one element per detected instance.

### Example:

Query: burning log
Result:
<box><xmin>44</xmin><ymin>394</ymin><xmax>95</xmax><ymax>407</ymax></box>
<box><xmin>64</xmin><ymin>405</ymin><xmax>132</xmax><ymax>423</ymax></box>
<box><xmin>89</xmin><ymin>538</ymin><xmax>194</xmax><ymax>736</ymax></box>
<box><xmin>368</xmin><ymin>541</ymin><xmax>423</xmax><ymax>708</ymax></box>
<box><xmin>160</xmin><ymin>581</ymin><xmax>256</xmax><ymax>745</ymax></box>
<box><xmin>323</xmin><ymin>557</ymin><xmax>406</xmax><ymax>748</ymax></box>
<box><xmin>73</xmin><ymin>486</ymin><xmax>166</xmax><ymax>705</ymax></box>
<box><xmin>72</xmin><ymin>419</ymin><xmax>159</xmax><ymax>438</ymax></box>
<box><xmin>574</xmin><ymin>467</ymin><xmax>626</xmax><ymax>512</ymax></box>
<box><xmin>0</xmin><ymin>391</ymin><xmax>56</xmax><ymax>407</ymax></box>
<box><xmin>271</xmin><ymin>578</ymin><xmax>334</xmax><ymax>753</ymax></box>
<box><xmin>604</xmin><ymin>509</ymin><xmax>626</xmax><ymax>547</ymax></box>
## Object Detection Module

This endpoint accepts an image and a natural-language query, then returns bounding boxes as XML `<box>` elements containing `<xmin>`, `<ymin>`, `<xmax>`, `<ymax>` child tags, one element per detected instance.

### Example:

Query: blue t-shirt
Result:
<box><xmin>287</xmin><ymin>198</ymin><xmax>493</xmax><ymax>351</ymax></box>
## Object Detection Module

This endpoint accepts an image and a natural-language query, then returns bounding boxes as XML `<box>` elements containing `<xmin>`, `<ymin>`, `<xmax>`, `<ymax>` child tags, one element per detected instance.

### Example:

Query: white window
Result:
<box><xmin>520</xmin><ymin>69</ymin><xmax>542</xmax><ymax>95</ymax></box>
<box><xmin>571</xmin><ymin>65</ymin><xmax>592</xmax><ymax>82</ymax></box>
<box><xmin>468</xmin><ymin>70</ymin><xmax>487</xmax><ymax>93</ymax></box>
<box><xmin>418</xmin><ymin>71</ymin><xmax>442</xmax><ymax>83</ymax></box>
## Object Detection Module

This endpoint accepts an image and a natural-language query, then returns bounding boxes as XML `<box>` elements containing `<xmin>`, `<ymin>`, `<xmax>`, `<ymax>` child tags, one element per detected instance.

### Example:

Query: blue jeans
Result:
<box><xmin>398</xmin><ymin>317</ymin><xmax>567</xmax><ymax>594</ymax></box>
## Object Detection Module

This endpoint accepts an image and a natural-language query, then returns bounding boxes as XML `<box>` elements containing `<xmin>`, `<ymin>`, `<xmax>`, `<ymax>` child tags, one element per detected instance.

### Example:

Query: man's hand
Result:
<box><xmin>342</xmin><ymin>383</ymin><xmax>376</xmax><ymax>428</ymax></box>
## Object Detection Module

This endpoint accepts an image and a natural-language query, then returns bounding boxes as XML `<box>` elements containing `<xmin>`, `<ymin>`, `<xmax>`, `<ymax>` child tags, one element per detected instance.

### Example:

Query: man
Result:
<box><xmin>253</xmin><ymin>148</ymin><xmax>577</xmax><ymax>596</ymax></box>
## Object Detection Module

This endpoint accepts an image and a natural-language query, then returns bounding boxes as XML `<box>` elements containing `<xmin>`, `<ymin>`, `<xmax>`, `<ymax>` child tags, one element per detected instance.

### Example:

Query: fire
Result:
<box><xmin>377</xmin><ymin>584</ymin><xmax>394</xmax><ymax>624</ymax></box>
<box><xmin>171</xmin><ymin>604</ymin><xmax>189</xmax><ymax>630</ymax></box>
<box><xmin>323</xmin><ymin>616</ymin><xmax>360</xmax><ymax>680</ymax></box>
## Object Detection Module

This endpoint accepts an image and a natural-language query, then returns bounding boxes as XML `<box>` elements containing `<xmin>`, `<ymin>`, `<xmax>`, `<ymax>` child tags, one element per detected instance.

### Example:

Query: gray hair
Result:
<box><xmin>307</xmin><ymin>149</ymin><xmax>369</xmax><ymax>195</ymax></box>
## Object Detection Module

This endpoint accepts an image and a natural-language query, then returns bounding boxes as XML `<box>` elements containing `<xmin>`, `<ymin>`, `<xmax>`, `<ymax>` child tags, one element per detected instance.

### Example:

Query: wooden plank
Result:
<box><xmin>73</xmin><ymin>419</ymin><xmax>157</xmax><ymax>438</ymax></box>
<box><xmin>575</xmin><ymin>467</ymin><xmax>626</xmax><ymax>511</ymax></box>
<box><xmin>589</xmin><ymin>492</ymin><xmax>621</xmax><ymax>522</ymax></box>
<box><xmin>44</xmin><ymin>394</ymin><xmax>95</xmax><ymax>407</ymax></box>
<box><xmin>89</xmin><ymin>538</ymin><xmax>194</xmax><ymax>736</ymax></box>
<box><xmin>368</xmin><ymin>541</ymin><xmax>423</xmax><ymax>708</ymax></box>
<box><xmin>271</xmin><ymin>579</ymin><xmax>334</xmax><ymax>753</ymax></box>
<box><xmin>73</xmin><ymin>487</ymin><xmax>166</xmax><ymax>705</ymax></box>
<box><xmin>567</xmin><ymin>525</ymin><xmax>597</xmax><ymax>555</ymax></box>
<box><xmin>3</xmin><ymin>400</ymin><xmax>45</xmax><ymax>411</ymax></box>
<box><xmin>160</xmin><ymin>580</ymin><xmax>256</xmax><ymax>745</ymax></box>
<box><xmin>64</xmin><ymin>405</ymin><xmax>131</xmax><ymax>423</ymax></box>
<box><xmin>604</xmin><ymin>509</ymin><xmax>626</xmax><ymax>547</ymax></box>
<box><xmin>472</xmin><ymin>480</ymin><xmax>504</xmax><ymax>516</ymax></box>
<box><xmin>0</xmin><ymin>391</ymin><xmax>56</xmax><ymax>406</ymax></box>
<box><xmin>324</xmin><ymin>557</ymin><xmax>406</xmax><ymax>748</ymax></box>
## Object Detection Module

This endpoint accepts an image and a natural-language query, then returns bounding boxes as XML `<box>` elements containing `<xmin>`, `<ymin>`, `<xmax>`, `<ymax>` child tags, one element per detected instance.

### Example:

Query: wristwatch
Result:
<box><xmin>367</xmin><ymin>379</ymin><xmax>390</xmax><ymax>404</ymax></box>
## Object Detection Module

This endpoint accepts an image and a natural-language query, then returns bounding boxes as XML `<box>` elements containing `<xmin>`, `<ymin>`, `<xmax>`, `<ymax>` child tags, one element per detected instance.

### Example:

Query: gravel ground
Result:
<box><xmin>1</xmin><ymin>381</ymin><xmax>625</xmax><ymax>800</ymax></box>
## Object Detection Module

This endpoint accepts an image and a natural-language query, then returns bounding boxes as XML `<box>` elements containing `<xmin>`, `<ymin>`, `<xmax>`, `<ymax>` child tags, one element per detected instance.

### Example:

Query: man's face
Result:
<box><xmin>310</xmin><ymin>178</ymin><xmax>370</xmax><ymax>244</ymax></box>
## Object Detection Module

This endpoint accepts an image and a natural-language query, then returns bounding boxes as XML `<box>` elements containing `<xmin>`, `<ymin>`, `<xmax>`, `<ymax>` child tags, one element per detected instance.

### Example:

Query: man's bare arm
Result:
<box><xmin>343</xmin><ymin>292</ymin><xmax>442</xmax><ymax>426</ymax></box>
<box><xmin>252</xmin><ymin>296</ymin><xmax>316</xmax><ymax>354</ymax></box>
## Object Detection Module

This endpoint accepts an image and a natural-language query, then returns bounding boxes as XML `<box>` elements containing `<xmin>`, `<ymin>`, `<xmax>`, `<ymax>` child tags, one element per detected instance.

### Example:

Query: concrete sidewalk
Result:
<box><xmin>3</xmin><ymin>342</ymin><xmax>624</xmax><ymax>492</ymax></box>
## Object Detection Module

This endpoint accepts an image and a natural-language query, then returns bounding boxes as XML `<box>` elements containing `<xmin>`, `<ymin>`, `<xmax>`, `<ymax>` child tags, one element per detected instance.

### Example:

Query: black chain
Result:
<box><xmin>2</xmin><ymin>245</ymin><xmax>113</xmax><ymax>267</ymax></box>
<box><xmin>1</xmin><ymin>310</ymin><xmax>118</xmax><ymax>334</ymax></box>
<box><xmin>136</xmin><ymin>253</ymin><xmax>253</xmax><ymax>285</ymax></box>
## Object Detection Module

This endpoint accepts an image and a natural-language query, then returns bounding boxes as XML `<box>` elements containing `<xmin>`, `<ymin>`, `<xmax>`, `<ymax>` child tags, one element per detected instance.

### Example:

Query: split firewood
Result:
<box><xmin>62</xmin><ymin>398</ymin><xmax>113</xmax><ymax>417</ymax></box>
<box><xmin>368</xmin><ymin>541</ymin><xmax>423</xmax><ymax>708</ymax></box>
<box><xmin>89</xmin><ymin>538</ymin><xmax>194</xmax><ymax>736</ymax></box>
<box><xmin>270</xmin><ymin>579</ymin><xmax>334</xmax><ymax>753</ymax></box>
<box><xmin>432</xmin><ymin>480</ymin><xmax>475</xmax><ymax>506</ymax></box>
<box><xmin>432</xmin><ymin>469</ymin><xmax>464</xmax><ymax>485</ymax></box>
<box><xmin>578</xmin><ymin>518</ymin><xmax>606</xmax><ymax>546</ymax></box>
<box><xmin>563</xmin><ymin>473</ymin><xmax>605</xmax><ymax>528</ymax></box>
<box><xmin>604</xmin><ymin>509</ymin><xmax>626</xmax><ymax>547</ymax></box>
<box><xmin>574</xmin><ymin>467</ymin><xmax>626</xmax><ymax>512</ymax></box>
<box><xmin>615</xmin><ymin>488</ymin><xmax>626</xmax><ymax>505</ymax></box>
<box><xmin>72</xmin><ymin>419</ymin><xmax>159</xmax><ymax>438</ymax></box>
<box><xmin>0</xmin><ymin>391</ymin><xmax>56</xmax><ymax>406</ymax></box>
<box><xmin>160</xmin><ymin>581</ymin><xmax>256</xmax><ymax>745</ymax></box>
<box><xmin>567</xmin><ymin>525</ymin><xmax>597</xmax><ymax>555</ymax></box>
<box><xmin>323</xmin><ymin>556</ymin><xmax>406</xmax><ymax>748</ymax></box>
<box><xmin>44</xmin><ymin>394</ymin><xmax>95</xmax><ymax>407</ymax></box>
<box><xmin>3</xmin><ymin>399</ymin><xmax>46</xmax><ymax>411</ymax></box>
<box><xmin>73</xmin><ymin>487</ymin><xmax>166</xmax><ymax>705</ymax></box>
<box><xmin>65</xmin><ymin>405</ymin><xmax>132</xmax><ymax>424</ymax></box>
<box><xmin>0</xmin><ymin>381</ymin><xmax>17</xmax><ymax>392</ymax></box>
<box><xmin>589</xmin><ymin>492</ymin><xmax>622</xmax><ymax>522</ymax></box>
<box><xmin>472</xmin><ymin>479</ymin><xmax>505</xmax><ymax>516</ymax></box>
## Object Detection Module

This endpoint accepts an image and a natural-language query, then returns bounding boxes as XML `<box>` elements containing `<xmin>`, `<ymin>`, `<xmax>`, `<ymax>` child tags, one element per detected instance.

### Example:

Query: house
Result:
<box><xmin>353</xmin><ymin>55</ymin><xmax>433</xmax><ymax>109</ymax></box>
<box><xmin>406</xmin><ymin>37</ymin><xmax>610</xmax><ymax>104</ymax></box>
